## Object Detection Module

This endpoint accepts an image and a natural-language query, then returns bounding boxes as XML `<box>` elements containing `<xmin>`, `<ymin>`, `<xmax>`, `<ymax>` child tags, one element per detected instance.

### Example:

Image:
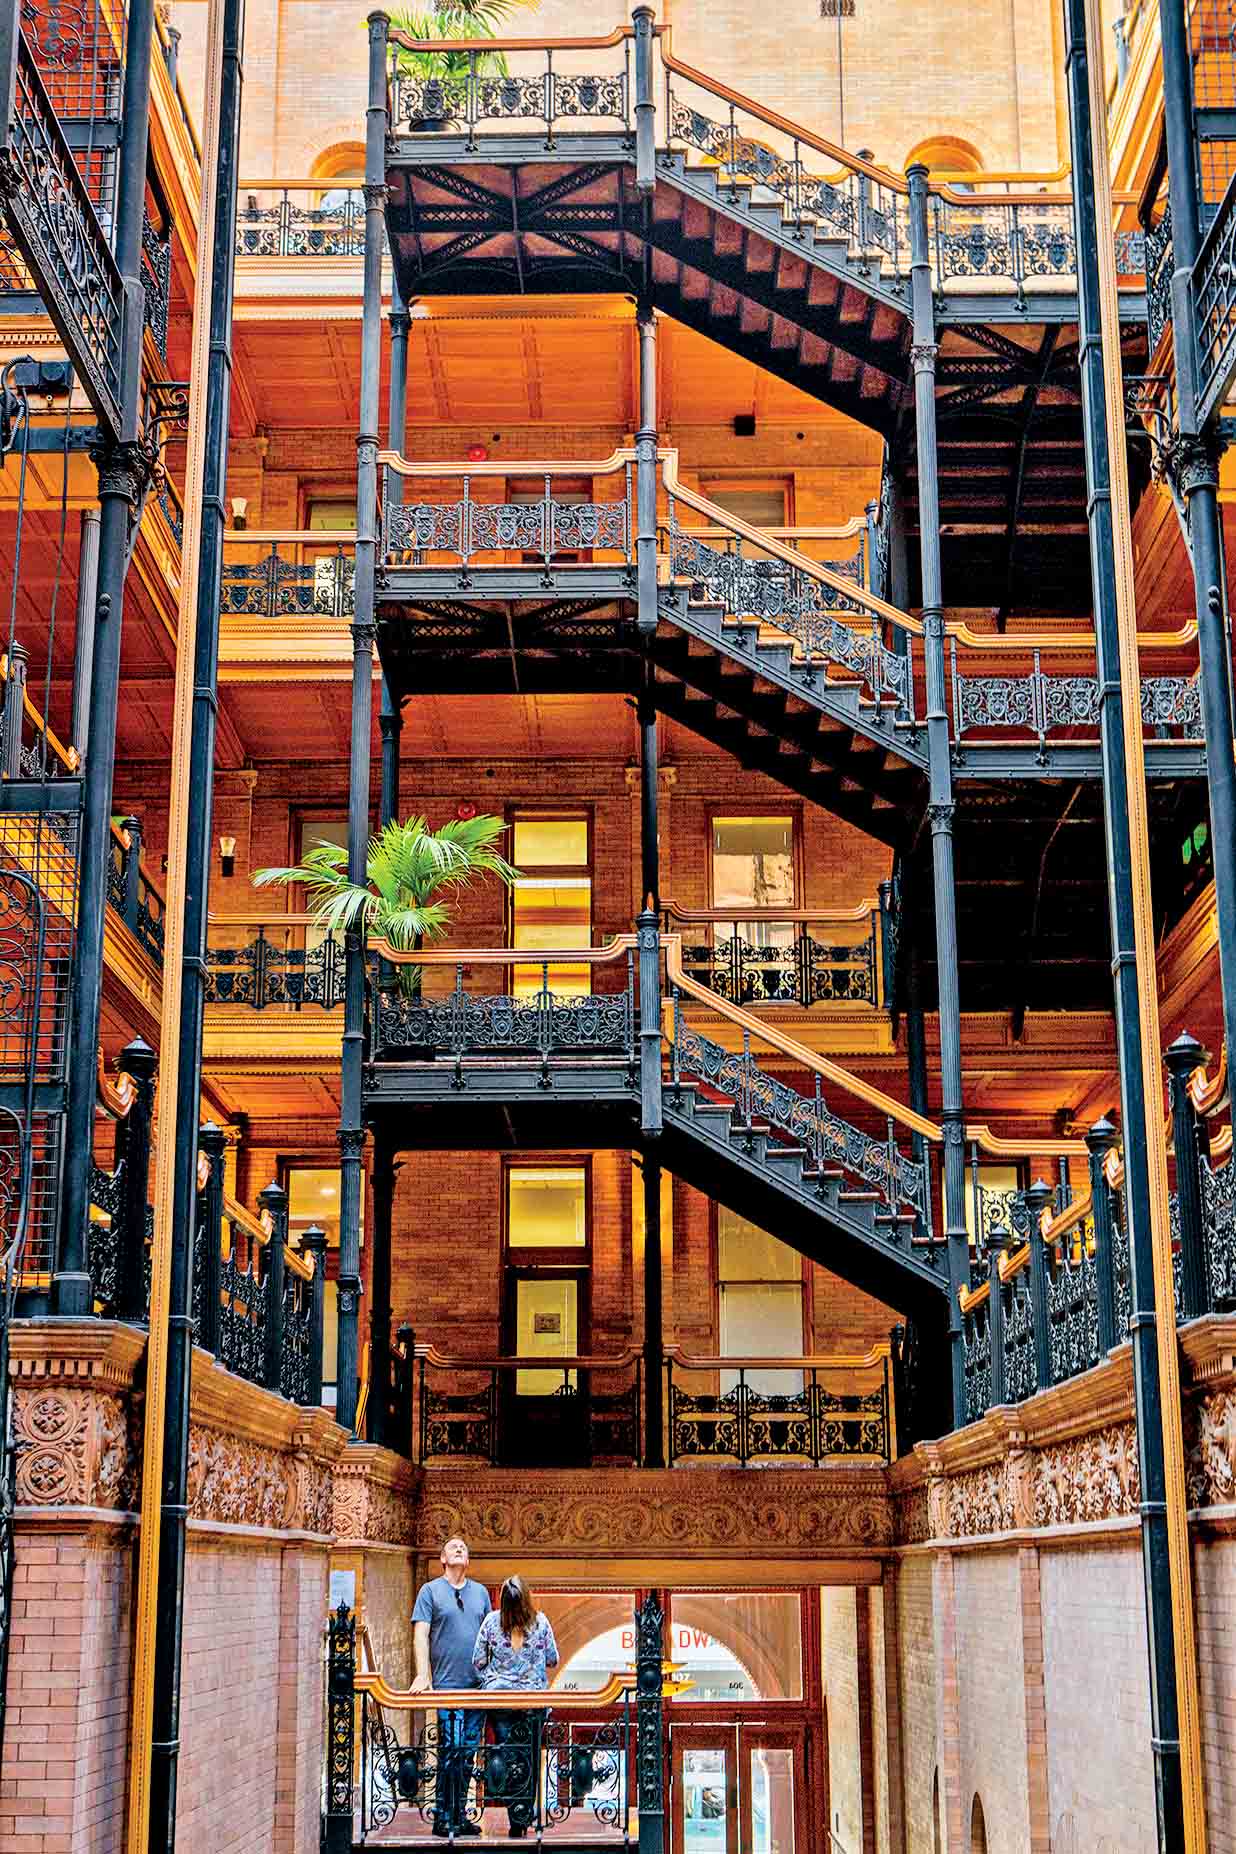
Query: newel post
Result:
<box><xmin>197</xmin><ymin>1123</ymin><xmax>226</xmax><ymax>1354</ymax></box>
<box><xmin>114</xmin><ymin>1038</ymin><xmax>157</xmax><ymax>1321</ymax></box>
<box><xmin>1086</xmin><ymin>1116</ymin><xmax>1121</xmax><ymax>1353</ymax></box>
<box><xmin>1166</xmin><ymin>1032</ymin><xmax>1209</xmax><ymax>1319</ymax></box>
<box><xmin>302</xmin><ymin>1224</ymin><xmax>328</xmax><ymax>1407</ymax></box>
<box><xmin>1025</xmin><ymin>1178</ymin><xmax>1055</xmax><ymax>1392</ymax></box>
<box><xmin>260</xmin><ymin>1181</ymin><xmax>288</xmax><ymax>1394</ymax></box>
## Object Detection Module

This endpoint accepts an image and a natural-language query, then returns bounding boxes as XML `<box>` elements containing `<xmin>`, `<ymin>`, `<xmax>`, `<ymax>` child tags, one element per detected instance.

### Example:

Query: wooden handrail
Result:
<box><xmin>1</xmin><ymin>654</ymin><xmax>80</xmax><ymax>772</ymax></box>
<box><xmin>379</xmin><ymin>444</ymin><xmax>641</xmax><ymax>479</ymax></box>
<box><xmin>946</xmin><ymin>617</ymin><xmax>1197</xmax><ymax>653</ymax></box>
<box><xmin>665</xmin><ymin>1340</ymin><xmax>890</xmax><ymax>1372</ymax></box>
<box><xmin>665</xmin><ymin>933</ymin><xmax>940</xmax><ymax>1142</ymax></box>
<box><xmin>221</xmin><ymin>1190</ymin><xmax>314</xmax><ymax>1281</ymax></box>
<box><xmin>222</xmin><ymin>530</ymin><xmax>358</xmax><ymax>545</ymax></box>
<box><xmin>416</xmin><ymin>1342</ymin><xmax>641</xmax><ymax>1371</ymax></box>
<box><xmin>108</xmin><ymin>819</ymin><xmax>168</xmax><ymax>913</ymax></box>
<box><xmin>961</xmin><ymin>1123</ymin><xmax>1088</xmax><ymax>1159</ymax></box>
<box><xmin>370</xmin><ymin>934</ymin><xmax>638</xmax><ymax>966</ymax></box>
<box><xmin>208</xmin><ymin>911</ymin><xmax>320</xmax><ymax>927</ymax></box>
<box><xmin>356</xmin><ymin>1672</ymin><xmax>635</xmax><ymax>1711</ymax></box>
<box><xmin>680</xmin><ymin>519</ymin><xmax>866</xmax><ymax>544</ymax></box>
<box><xmin>662</xmin><ymin>896</ymin><xmax>879</xmax><ymax>927</ymax></box>
<box><xmin>1189</xmin><ymin>1042</ymin><xmax>1228</xmax><ymax>1118</ymax></box>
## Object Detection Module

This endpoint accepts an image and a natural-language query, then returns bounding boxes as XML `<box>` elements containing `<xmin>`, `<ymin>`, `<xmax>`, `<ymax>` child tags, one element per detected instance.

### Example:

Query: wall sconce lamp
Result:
<box><xmin>219</xmin><ymin>835</ymin><xmax>237</xmax><ymax>878</ymax></box>
<box><xmin>230</xmin><ymin>497</ymin><xmax>248</xmax><ymax>531</ymax></box>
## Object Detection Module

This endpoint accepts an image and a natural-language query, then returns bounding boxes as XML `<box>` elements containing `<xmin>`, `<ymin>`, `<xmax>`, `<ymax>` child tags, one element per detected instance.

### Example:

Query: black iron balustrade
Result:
<box><xmin>662</xmin><ymin>901</ymin><xmax>882</xmax><ymax>1009</ymax></box>
<box><xmin>86</xmin><ymin>1038</ymin><xmax>157</xmax><ymax>1318</ymax></box>
<box><xmin>1</xmin><ymin>639</ymin><xmax>78</xmax><ymax>781</ymax></box>
<box><xmin>383</xmin><ymin>470</ymin><xmax>634</xmax><ymax>570</ymax></box>
<box><xmin>236</xmin><ymin>183</ymin><xmax>365</xmax><ymax>257</ymax></box>
<box><xmin>388</xmin><ymin>38</ymin><xmax>632</xmax><ymax>147</ymax></box>
<box><xmin>666</xmin><ymin>502</ymin><xmax>915</xmax><ymax>723</ymax></box>
<box><xmin>105</xmin><ymin>816</ymin><xmax>165</xmax><ymax>964</ymax></box>
<box><xmin>221</xmin><ymin>540</ymin><xmax>355</xmax><ymax>617</ymax></box>
<box><xmin>0</xmin><ymin>22</ymin><xmax>125</xmax><ymax>435</ymax></box>
<box><xmin>193</xmin><ymin>1127</ymin><xmax>326</xmax><ymax>1402</ymax></box>
<box><xmin>1145</xmin><ymin>201</ymin><xmax>1173</xmax><ymax>356</ymax></box>
<box><xmin>326</xmin><ymin>1588</ymin><xmax>666</xmax><ymax>1852</ymax></box>
<box><xmin>1192</xmin><ymin>173</ymin><xmax>1236</xmax><ymax>427</ymax></box>
<box><xmin>950</xmin><ymin>640</ymin><xmax>1203</xmax><ymax>758</ymax></box>
<box><xmin>669</xmin><ymin>993</ymin><xmax>928</xmax><ymax>1226</ymax></box>
<box><xmin>665</xmin><ymin>1343</ymin><xmax>892</xmax><ymax>1466</ymax></box>
<box><xmin>374</xmin><ymin>956</ymin><xmax>638</xmax><ymax>1076</ymax></box>
<box><xmin>141</xmin><ymin>212</ymin><xmax>172</xmax><ymax>361</ymax></box>
<box><xmin>1166</xmin><ymin>1033</ymin><xmax>1236</xmax><ymax>1315</ymax></box>
<box><xmin>415</xmin><ymin>1343</ymin><xmax>642</xmax><ymax>1467</ymax></box>
<box><xmin>205</xmin><ymin>921</ymin><xmax>349</xmax><ymax>1008</ymax></box>
<box><xmin>929</xmin><ymin>194</ymin><xmax>1075</xmax><ymax>308</ymax></box>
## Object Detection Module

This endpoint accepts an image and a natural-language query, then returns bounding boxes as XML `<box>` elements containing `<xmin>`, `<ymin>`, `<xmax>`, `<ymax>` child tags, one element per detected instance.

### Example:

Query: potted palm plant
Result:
<box><xmin>252</xmin><ymin>813</ymin><xmax>518</xmax><ymax>1001</ymax></box>
<box><xmin>388</xmin><ymin>0</ymin><xmax>539</xmax><ymax>132</ymax></box>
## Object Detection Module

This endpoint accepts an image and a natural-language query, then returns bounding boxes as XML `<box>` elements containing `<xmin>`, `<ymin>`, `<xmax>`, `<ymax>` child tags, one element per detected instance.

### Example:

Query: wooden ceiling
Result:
<box><xmin>230</xmin><ymin>294</ymin><xmax>864</xmax><ymax>436</ymax></box>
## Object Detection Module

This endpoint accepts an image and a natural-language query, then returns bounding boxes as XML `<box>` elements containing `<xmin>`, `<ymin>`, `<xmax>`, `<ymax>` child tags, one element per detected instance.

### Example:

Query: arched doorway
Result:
<box><xmin>970</xmin><ymin>1792</ymin><xmax>989</xmax><ymax>1853</ymax></box>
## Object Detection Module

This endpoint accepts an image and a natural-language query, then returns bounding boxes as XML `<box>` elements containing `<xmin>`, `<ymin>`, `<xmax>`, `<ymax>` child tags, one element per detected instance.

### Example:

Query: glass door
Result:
<box><xmin>673</xmin><ymin>1728</ymin><xmax>738</xmax><ymax>1854</ymax></box>
<box><xmin>741</xmin><ymin>1728</ymin><xmax>805</xmax><ymax>1854</ymax></box>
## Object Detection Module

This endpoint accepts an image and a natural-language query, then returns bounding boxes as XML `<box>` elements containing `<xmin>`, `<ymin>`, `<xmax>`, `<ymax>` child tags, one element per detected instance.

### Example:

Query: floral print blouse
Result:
<box><xmin>471</xmin><ymin>1611</ymin><xmax>560</xmax><ymax>1691</ymax></box>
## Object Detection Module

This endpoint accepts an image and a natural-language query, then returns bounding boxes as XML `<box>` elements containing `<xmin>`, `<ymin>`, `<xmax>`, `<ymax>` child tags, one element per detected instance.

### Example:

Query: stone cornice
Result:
<box><xmin>10</xmin><ymin>1319</ymin><xmax>146</xmax><ymax>1390</ymax></box>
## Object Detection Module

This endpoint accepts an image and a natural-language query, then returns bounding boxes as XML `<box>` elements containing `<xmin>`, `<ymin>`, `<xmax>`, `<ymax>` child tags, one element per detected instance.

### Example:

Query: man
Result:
<box><xmin>412</xmin><ymin>1536</ymin><xmax>490</xmax><ymax>1838</ymax></box>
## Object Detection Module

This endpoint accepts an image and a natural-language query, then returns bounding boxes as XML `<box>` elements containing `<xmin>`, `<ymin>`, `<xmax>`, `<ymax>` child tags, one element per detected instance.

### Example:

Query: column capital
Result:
<box><xmin>350</xmin><ymin>619</ymin><xmax>377</xmax><ymax>650</ymax></box>
<box><xmin>910</xmin><ymin>341</ymin><xmax>939</xmax><ymax>374</ymax></box>
<box><xmin>1170</xmin><ymin>430</ymin><xmax>1224</xmax><ymax>496</ymax></box>
<box><xmin>927</xmin><ymin>801</ymin><xmax>955</xmax><ymax>835</ymax></box>
<box><xmin>93</xmin><ymin>438</ymin><xmax>151</xmax><ymax>504</ymax></box>
<box><xmin>363</xmin><ymin>181</ymin><xmax>390</xmax><ymax>209</ymax></box>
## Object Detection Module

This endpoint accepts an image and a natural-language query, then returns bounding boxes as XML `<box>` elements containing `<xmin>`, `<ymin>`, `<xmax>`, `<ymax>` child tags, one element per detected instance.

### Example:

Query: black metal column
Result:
<box><xmin>337</xmin><ymin>10</ymin><xmax>389</xmax><ymax>1436</ymax></box>
<box><xmin>1063</xmin><ymin>3</ymin><xmax>1185</xmax><ymax>1841</ymax></box>
<box><xmin>379</xmin><ymin>282</ymin><xmax>409</xmax><ymax>830</ymax></box>
<box><xmin>69</xmin><ymin>506</ymin><xmax>100</xmax><ymax>758</ymax></box>
<box><xmin>641</xmin><ymin>1155</ymin><xmax>664</xmax><ymax>1468</ymax></box>
<box><xmin>55</xmin><ymin>0</ymin><xmax>158</xmax><ymax>1308</ymax></box>
<box><xmin>368</xmin><ymin>1136</ymin><xmax>395</xmax><ymax>1447</ymax></box>
<box><xmin>148</xmin><ymin>0</ymin><xmax>246</xmax><ymax>1834</ymax></box>
<box><xmin>906</xmin><ymin>164</ymin><xmax>969</xmax><ymax>1428</ymax></box>
<box><xmin>1154</xmin><ymin>0</ymin><xmax>1236</xmax><ymax>1083</ymax></box>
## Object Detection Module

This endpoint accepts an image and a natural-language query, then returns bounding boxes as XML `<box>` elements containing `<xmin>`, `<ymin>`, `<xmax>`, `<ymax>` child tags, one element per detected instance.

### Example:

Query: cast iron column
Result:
<box><xmin>379</xmin><ymin>282</ymin><xmax>409</xmax><ymax>829</ymax></box>
<box><xmin>1064</xmin><ymin>2</ymin><xmax>1186</xmax><ymax>1840</ymax></box>
<box><xmin>55</xmin><ymin>0</ymin><xmax>158</xmax><ymax>1307</ymax></box>
<box><xmin>906</xmin><ymin>163</ymin><xmax>969</xmax><ymax>1427</ymax></box>
<box><xmin>337</xmin><ymin>10</ymin><xmax>389</xmax><ymax>1435</ymax></box>
<box><xmin>368</xmin><ymin>1137</ymin><xmax>395</xmax><ymax>1447</ymax></box>
<box><xmin>69</xmin><ymin>506</ymin><xmax>100</xmax><ymax>759</ymax></box>
<box><xmin>641</xmin><ymin>1155</ymin><xmax>664</xmax><ymax>1467</ymax></box>
<box><xmin>147</xmin><ymin>0</ymin><xmax>246</xmax><ymax>1831</ymax></box>
<box><xmin>1155</xmin><ymin>0</ymin><xmax>1236</xmax><ymax>1081</ymax></box>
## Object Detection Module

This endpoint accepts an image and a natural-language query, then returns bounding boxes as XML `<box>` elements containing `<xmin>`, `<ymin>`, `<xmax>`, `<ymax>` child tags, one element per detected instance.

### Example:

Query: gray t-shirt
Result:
<box><xmin>412</xmin><ymin>1576</ymin><xmax>490</xmax><ymax>1690</ymax></box>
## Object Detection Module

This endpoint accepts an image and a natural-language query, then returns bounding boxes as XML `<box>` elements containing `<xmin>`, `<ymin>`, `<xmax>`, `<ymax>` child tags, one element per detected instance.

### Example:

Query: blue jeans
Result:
<box><xmin>436</xmin><ymin>1707</ymin><xmax>483</xmax><ymax>1827</ymax></box>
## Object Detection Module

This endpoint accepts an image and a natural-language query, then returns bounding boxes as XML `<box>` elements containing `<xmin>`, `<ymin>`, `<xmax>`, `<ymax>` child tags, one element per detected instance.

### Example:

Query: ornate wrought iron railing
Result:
<box><xmin>949</xmin><ymin>638</ymin><xmax>1204</xmax><ymax>756</ymax></box>
<box><xmin>194</xmin><ymin>1127</ymin><xmax>326</xmax><ymax>1405</ymax></box>
<box><xmin>661</xmin><ymin>897</ymin><xmax>884</xmax><ymax>1009</ymax></box>
<box><xmin>236</xmin><ymin>180</ymin><xmax>365</xmax><ymax>257</ymax></box>
<box><xmin>664</xmin><ymin>1341</ymin><xmax>893</xmax><ymax>1465</ymax></box>
<box><xmin>0</xmin><ymin>23</ymin><xmax>125</xmax><ymax>434</ymax></box>
<box><xmin>387</xmin><ymin>27</ymin><xmax>633</xmax><ymax>146</ymax></box>
<box><xmin>1145</xmin><ymin>201</ymin><xmax>1173</xmax><ymax>357</ymax></box>
<box><xmin>86</xmin><ymin>1040</ymin><xmax>157</xmax><ymax>1318</ymax></box>
<box><xmin>221</xmin><ymin>534</ymin><xmax>356</xmax><ymax>618</ymax></box>
<box><xmin>0</xmin><ymin>641</ymin><xmax>79</xmax><ymax>782</ymax></box>
<box><xmin>927</xmin><ymin>194</ymin><xmax>1076</xmax><ymax>308</ymax></box>
<box><xmin>325</xmin><ymin>1591</ymin><xmax>667</xmax><ymax>1852</ymax></box>
<box><xmin>206</xmin><ymin>916</ymin><xmax>350</xmax><ymax>1009</ymax></box>
<box><xmin>414</xmin><ymin>1342</ymin><xmax>643</xmax><ymax>1467</ymax></box>
<box><xmin>375</xmin><ymin>957</ymin><xmax>638</xmax><ymax>1075</ymax></box>
<box><xmin>105</xmin><ymin>816</ymin><xmax>165</xmax><ymax>965</ymax></box>
<box><xmin>141</xmin><ymin>213</ymin><xmax>172</xmax><ymax>361</ymax></box>
<box><xmin>1193</xmin><ymin>171</ymin><xmax>1236</xmax><ymax>427</ymax></box>
<box><xmin>664</xmin><ymin>470</ymin><xmax>917</xmax><ymax>726</ymax></box>
<box><xmin>381</xmin><ymin>455</ymin><xmax>635</xmax><ymax>571</ymax></box>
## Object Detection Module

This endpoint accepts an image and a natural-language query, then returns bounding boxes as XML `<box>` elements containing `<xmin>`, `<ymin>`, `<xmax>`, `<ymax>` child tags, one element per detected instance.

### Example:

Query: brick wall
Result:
<box><xmin>951</xmin><ymin>1550</ymin><xmax>1031</xmax><ymax>1849</ymax></box>
<box><xmin>821</xmin><ymin>1585</ymin><xmax>864</xmax><ymax>1854</ymax></box>
<box><xmin>1195</xmin><ymin>1534</ymin><xmax>1236</xmax><ymax>1854</ymax></box>
<box><xmin>894</xmin><ymin>1555</ymin><xmax>937</xmax><ymax>1854</ymax></box>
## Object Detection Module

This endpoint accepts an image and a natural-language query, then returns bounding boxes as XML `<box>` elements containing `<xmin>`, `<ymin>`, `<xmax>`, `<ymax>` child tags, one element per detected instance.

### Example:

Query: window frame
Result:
<box><xmin>706</xmin><ymin>808</ymin><xmax>802</xmax><ymax>917</ymax></box>
<box><xmin>696</xmin><ymin>475</ymin><xmax>794</xmax><ymax>531</ymax></box>
<box><xmin>710</xmin><ymin>1203</ymin><xmax>810</xmax><ymax>1360</ymax></box>
<box><xmin>502</xmin><ymin>1153</ymin><xmax>593</xmax><ymax>1267</ymax></box>
<box><xmin>505</xmin><ymin>806</ymin><xmax>595</xmax><ymax>965</ymax></box>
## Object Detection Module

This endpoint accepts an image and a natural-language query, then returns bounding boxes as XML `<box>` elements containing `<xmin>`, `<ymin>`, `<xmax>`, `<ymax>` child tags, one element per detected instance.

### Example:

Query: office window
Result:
<box><xmin>717</xmin><ymin>1207</ymin><xmax>805</xmax><ymax>1394</ymax></box>
<box><xmin>699</xmin><ymin>482</ymin><xmax>789</xmax><ymax>530</ymax></box>
<box><xmin>507</xmin><ymin>1164</ymin><xmax>588</xmax><ymax>1249</ymax></box>
<box><xmin>307</xmin><ymin>499</ymin><xmax>357</xmax><ymax>532</ymax></box>
<box><xmin>510</xmin><ymin>811</ymin><xmax>592</xmax><ymax>996</ymax></box>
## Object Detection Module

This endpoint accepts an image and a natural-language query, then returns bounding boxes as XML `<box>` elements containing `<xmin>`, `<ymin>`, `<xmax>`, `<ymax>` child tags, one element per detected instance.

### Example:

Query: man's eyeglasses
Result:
<box><xmin>454</xmin><ymin>1590</ymin><xmax>465</xmax><ymax>1610</ymax></box>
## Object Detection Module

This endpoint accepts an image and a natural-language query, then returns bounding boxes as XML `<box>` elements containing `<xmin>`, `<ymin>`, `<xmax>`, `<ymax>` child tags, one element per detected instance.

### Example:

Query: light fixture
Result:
<box><xmin>230</xmin><ymin>497</ymin><xmax>248</xmax><ymax>531</ymax></box>
<box><xmin>219</xmin><ymin>834</ymin><xmax>237</xmax><ymax>877</ymax></box>
<box><xmin>466</xmin><ymin>443</ymin><xmax>488</xmax><ymax>462</ymax></box>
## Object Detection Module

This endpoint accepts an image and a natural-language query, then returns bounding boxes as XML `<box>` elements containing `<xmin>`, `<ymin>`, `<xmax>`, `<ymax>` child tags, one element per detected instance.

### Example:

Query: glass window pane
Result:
<box><xmin>717</xmin><ymin>1209</ymin><xmax>801</xmax><ymax>1281</ymax></box>
<box><xmin>307</xmin><ymin>499</ymin><xmax>358</xmax><ymax>531</ymax></box>
<box><xmin>700</xmin><ymin>485</ymin><xmax>788</xmax><ymax>528</ymax></box>
<box><xmin>508</xmin><ymin>1166</ymin><xmax>587</xmax><ymax>1247</ymax></box>
<box><xmin>548</xmin><ymin>1592</ymin><xmax>639</xmax><ymax>1692</ymax></box>
<box><xmin>719</xmin><ymin>1284</ymin><xmax>804</xmax><ymax>1396</ymax></box>
<box><xmin>513</xmin><ymin>817</ymin><xmax>589</xmax><ymax>867</ymax></box>
<box><xmin>286</xmin><ymin>1167</ymin><xmax>340</xmax><ymax>1249</ymax></box>
<box><xmin>750</xmin><ymin>1747</ymin><xmax>794</xmax><ymax>1854</ymax></box>
<box><xmin>672</xmin><ymin>1593</ymin><xmax>802</xmax><ymax>1701</ymax></box>
<box><xmin>712</xmin><ymin>817</ymin><xmax>794</xmax><ymax>911</ymax></box>
<box><xmin>299</xmin><ymin>817</ymin><xmax>348</xmax><ymax>857</ymax></box>
<box><xmin>682</xmin><ymin>1747</ymin><xmax>729</xmax><ymax>1849</ymax></box>
<box><xmin>514</xmin><ymin>1277</ymin><xmax>577</xmax><ymax>1394</ymax></box>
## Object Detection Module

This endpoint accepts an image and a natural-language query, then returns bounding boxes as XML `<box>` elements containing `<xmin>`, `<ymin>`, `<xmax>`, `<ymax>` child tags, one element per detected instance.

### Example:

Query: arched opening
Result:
<box><xmin>932</xmin><ymin>1769</ymin><xmax>942</xmax><ymax>1854</ymax></box>
<box><xmin>311</xmin><ymin>140</ymin><xmax>365</xmax><ymax>207</ymax></box>
<box><xmin>970</xmin><ymin>1791</ymin><xmax>989</xmax><ymax>1854</ymax></box>
<box><xmin>906</xmin><ymin>135</ymin><xmax>986</xmax><ymax>190</ymax></box>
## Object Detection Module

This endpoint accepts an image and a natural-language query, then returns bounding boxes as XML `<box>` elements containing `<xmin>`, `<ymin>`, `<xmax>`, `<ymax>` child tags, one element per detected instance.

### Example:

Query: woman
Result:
<box><xmin>472</xmin><ymin>1576</ymin><xmax>559</xmax><ymax>1838</ymax></box>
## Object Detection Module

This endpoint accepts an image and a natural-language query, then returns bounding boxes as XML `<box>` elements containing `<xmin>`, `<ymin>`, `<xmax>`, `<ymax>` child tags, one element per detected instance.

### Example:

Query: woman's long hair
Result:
<box><xmin>499</xmin><ymin>1575</ymin><xmax>537</xmax><ymax>1637</ymax></box>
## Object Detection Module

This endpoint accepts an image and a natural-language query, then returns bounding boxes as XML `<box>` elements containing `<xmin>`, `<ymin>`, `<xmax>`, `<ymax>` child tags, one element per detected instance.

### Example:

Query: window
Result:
<box><xmin>965</xmin><ymin>1162</ymin><xmax>1020</xmax><ymax>1249</ymax></box>
<box><xmin>510</xmin><ymin>811</ymin><xmax>593</xmax><ymax>996</ymax></box>
<box><xmin>699</xmin><ymin>481</ymin><xmax>789</xmax><ymax>531</ymax></box>
<box><xmin>284</xmin><ymin>1164</ymin><xmax>346</xmax><ymax>1406</ymax></box>
<box><xmin>307</xmin><ymin>499</ymin><xmax>358</xmax><ymax>532</ymax></box>
<box><xmin>297</xmin><ymin>816</ymin><xmax>348</xmax><ymax>956</ymax></box>
<box><xmin>671</xmin><ymin>1592</ymin><xmax>803</xmax><ymax>1701</ymax></box>
<box><xmin>711</xmin><ymin>815</ymin><xmax>796</xmax><ymax>957</ymax></box>
<box><xmin>504</xmin><ymin>1161</ymin><xmax>590</xmax><ymax>1395</ymax></box>
<box><xmin>717</xmin><ymin>1208</ymin><xmax>805</xmax><ymax>1395</ymax></box>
